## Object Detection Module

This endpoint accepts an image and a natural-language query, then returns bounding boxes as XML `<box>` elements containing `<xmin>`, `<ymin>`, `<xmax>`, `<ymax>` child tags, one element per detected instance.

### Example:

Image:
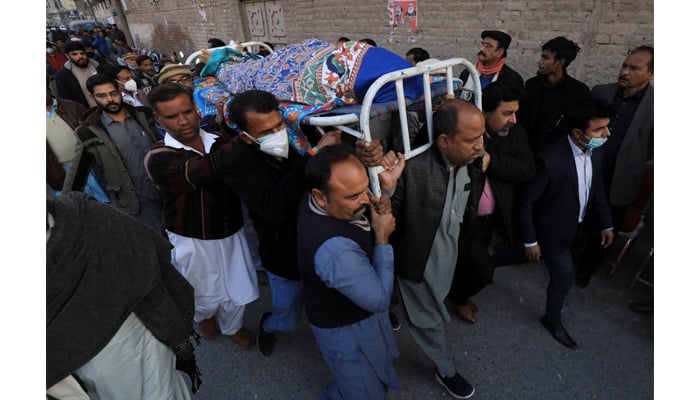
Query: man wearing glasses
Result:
<box><xmin>458</xmin><ymin>30</ymin><xmax>524</xmax><ymax>102</ymax></box>
<box><xmin>63</xmin><ymin>73</ymin><xmax>163</xmax><ymax>234</ymax></box>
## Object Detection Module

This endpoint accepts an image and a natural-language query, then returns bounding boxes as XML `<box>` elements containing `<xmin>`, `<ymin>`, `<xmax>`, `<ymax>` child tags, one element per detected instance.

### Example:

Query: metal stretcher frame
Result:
<box><xmin>306</xmin><ymin>57</ymin><xmax>481</xmax><ymax>195</ymax></box>
<box><xmin>184</xmin><ymin>41</ymin><xmax>274</xmax><ymax>65</ymax></box>
<box><xmin>184</xmin><ymin>48</ymin><xmax>480</xmax><ymax>194</ymax></box>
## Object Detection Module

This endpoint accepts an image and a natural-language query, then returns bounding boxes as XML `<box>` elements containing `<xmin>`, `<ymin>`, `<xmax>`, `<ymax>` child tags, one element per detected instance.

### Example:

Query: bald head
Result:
<box><xmin>434</xmin><ymin>99</ymin><xmax>486</xmax><ymax>166</ymax></box>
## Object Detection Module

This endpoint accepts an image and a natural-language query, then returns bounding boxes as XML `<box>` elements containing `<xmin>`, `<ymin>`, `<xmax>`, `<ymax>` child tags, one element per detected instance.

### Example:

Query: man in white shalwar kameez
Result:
<box><xmin>144</xmin><ymin>83</ymin><xmax>259</xmax><ymax>349</ymax></box>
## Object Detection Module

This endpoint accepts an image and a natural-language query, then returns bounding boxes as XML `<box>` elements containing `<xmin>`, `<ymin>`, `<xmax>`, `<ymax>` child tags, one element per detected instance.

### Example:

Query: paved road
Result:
<box><xmin>189</xmin><ymin>234</ymin><xmax>653</xmax><ymax>400</ymax></box>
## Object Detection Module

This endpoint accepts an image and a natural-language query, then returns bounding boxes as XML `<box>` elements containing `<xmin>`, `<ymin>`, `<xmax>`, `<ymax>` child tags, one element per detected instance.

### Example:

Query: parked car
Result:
<box><xmin>69</xmin><ymin>20</ymin><xmax>106</xmax><ymax>32</ymax></box>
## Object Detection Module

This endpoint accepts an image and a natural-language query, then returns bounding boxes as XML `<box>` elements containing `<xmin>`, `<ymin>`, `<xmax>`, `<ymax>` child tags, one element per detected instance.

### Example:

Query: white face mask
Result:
<box><xmin>242</xmin><ymin>128</ymin><xmax>289</xmax><ymax>158</ymax></box>
<box><xmin>123</xmin><ymin>79</ymin><xmax>137</xmax><ymax>92</ymax></box>
<box><xmin>46</xmin><ymin>47</ymin><xmax>54</xmax><ymax>54</ymax></box>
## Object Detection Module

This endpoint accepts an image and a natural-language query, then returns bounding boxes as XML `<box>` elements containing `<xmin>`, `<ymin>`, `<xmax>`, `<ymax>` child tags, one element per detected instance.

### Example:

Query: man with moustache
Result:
<box><xmin>144</xmin><ymin>84</ymin><xmax>260</xmax><ymax>350</ymax></box>
<box><xmin>447</xmin><ymin>81</ymin><xmax>536</xmax><ymax>324</ymax></box>
<box><xmin>135</xmin><ymin>54</ymin><xmax>159</xmax><ymax>94</ymax></box>
<box><xmin>458</xmin><ymin>30</ymin><xmax>523</xmax><ymax>102</ymax></box>
<box><xmin>297</xmin><ymin>144</ymin><xmax>403</xmax><ymax>399</ymax></box>
<box><xmin>157</xmin><ymin>63</ymin><xmax>230</xmax><ymax>135</ymax></box>
<box><xmin>63</xmin><ymin>73</ymin><xmax>163</xmax><ymax>233</ymax></box>
<box><xmin>575</xmin><ymin>46</ymin><xmax>654</xmax><ymax>287</ymax></box>
<box><xmin>54</xmin><ymin>41</ymin><xmax>101</xmax><ymax>108</ymax></box>
<box><xmin>388</xmin><ymin>99</ymin><xmax>485</xmax><ymax>399</ymax></box>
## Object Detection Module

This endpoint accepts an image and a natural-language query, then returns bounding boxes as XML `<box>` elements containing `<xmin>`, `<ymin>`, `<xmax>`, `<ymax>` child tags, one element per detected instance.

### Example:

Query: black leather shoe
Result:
<box><xmin>257</xmin><ymin>312</ymin><xmax>276</xmax><ymax>357</ymax></box>
<box><xmin>541</xmin><ymin>316</ymin><xmax>578</xmax><ymax>350</ymax></box>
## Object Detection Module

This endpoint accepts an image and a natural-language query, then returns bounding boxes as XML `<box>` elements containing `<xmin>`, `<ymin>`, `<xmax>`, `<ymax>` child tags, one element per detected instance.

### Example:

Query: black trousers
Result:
<box><xmin>448</xmin><ymin>215</ymin><xmax>494</xmax><ymax>306</ymax></box>
<box><xmin>575</xmin><ymin>204</ymin><xmax>627</xmax><ymax>279</ymax></box>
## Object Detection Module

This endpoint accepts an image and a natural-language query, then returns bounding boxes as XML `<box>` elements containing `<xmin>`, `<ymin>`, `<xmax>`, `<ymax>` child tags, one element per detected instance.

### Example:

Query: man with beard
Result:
<box><xmin>135</xmin><ymin>54</ymin><xmax>159</xmax><ymax>94</ymax></box>
<box><xmin>54</xmin><ymin>41</ymin><xmax>101</xmax><ymax>108</ymax></box>
<box><xmin>63</xmin><ymin>73</ymin><xmax>163</xmax><ymax>233</ymax></box>
<box><xmin>458</xmin><ymin>30</ymin><xmax>524</xmax><ymax>102</ymax></box>
<box><xmin>447</xmin><ymin>81</ymin><xmax>536</xmax><ymax>324</ymax></box>
<box><xmin>518</xmin><ymin>98</ymin><xmax>614</xmax><ymax>350</ymax></box>
<box><xmin>518</xmin><ymin>36</ymin><xmax>591</xmax><ymax>154</ymax></box>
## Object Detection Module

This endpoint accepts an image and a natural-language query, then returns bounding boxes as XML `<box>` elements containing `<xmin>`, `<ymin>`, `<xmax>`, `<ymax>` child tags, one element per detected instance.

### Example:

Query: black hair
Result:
<box><xmin>481</xmin><ymin>81</ymin><xmax>525</xmax><ymax>113</ymax></box>
<box><xmin>433</xmin><ymin>98</ymin><xmax>472</xmax><ymax>140</ymax></box>
<box><xmin>228</xmin><ymin>90</ymin><xmax>280</xmax><ymax>132</ymax></box>
<box><xmin>106</xmin><ymin>65</ymin><xmax>130</xmax><ymax>81</ymax></box>
<box><xmin>63</xmin><ymin>40</ymin><xmax>85</xmax><ymax>54</ymax></box>
<box><xmin>136</xmin><ymin>54</ymin><xmax>153</xmax><ymax>66</ymax></box>
<box><xmin>565</xmin><ymin>98</ymin><xmax>611</xmax><ymax>133</ymax></box>
<box><xmin>86</xmin><ymin>73</ymin><xmax>117</xmax><ymax>94</ymax></box>
<box><xmin>304</xmin><ymin>144</ymin><xmax>355</xmax><ymax>193</ymax></box>
<box><xmin>147</xmin><ymin>83</ymin><xmax>194</xmax><ymax>111</ymax></box>
<box><xmin>208</xmin><ymin>38</ymin><xmax>227</xmax><ymax>48</ymax></box>
<box><xmin>406</xmin><ymin>47</ymin><xmax>430</xmax><ymax>63</ymax></box>
<box><xmin>192</xmin><ymin>62</ymin><xmax>206</xmax><ymax>78</ymax></box>
<box><xmin>542</xmin><ymin>36</ymin><xmax>580</xmax><ymax>69</ymax></box>
<box><xmin>359</xmin><ymin>38</ymin><xmax>377</xmax><ymax>47</ymax></box>
<box><xmin>630</xmin><ymin>45</ymin><xmax>654</xmax><ymax>72</ymax></box>
<box><xmin>337</xmin><ymin>36</ymin><xmax>350</xmax><ymax>43</ymax></box>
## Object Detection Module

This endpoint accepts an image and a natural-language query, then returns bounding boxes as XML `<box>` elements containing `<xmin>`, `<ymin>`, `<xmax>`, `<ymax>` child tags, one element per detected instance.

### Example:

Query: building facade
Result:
<box><xmin>64</xmin><ymin>0</ymin><xmax>654</xmax><ymax>88</ymax></box>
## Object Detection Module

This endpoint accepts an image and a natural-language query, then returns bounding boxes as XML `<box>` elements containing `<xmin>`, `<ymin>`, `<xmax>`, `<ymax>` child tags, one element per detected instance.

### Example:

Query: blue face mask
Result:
<box><xmin>580</xmin><ymin>136</ymin><xmax>608</xmax><ymax>150</ymax></box>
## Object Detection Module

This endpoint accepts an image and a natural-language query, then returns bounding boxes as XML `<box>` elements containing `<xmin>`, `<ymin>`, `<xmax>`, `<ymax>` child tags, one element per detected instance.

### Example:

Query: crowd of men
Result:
<box><xmin>46</xmin><ymin>28</ymin><xmax>653</xmax><ymax>400</ymax></box>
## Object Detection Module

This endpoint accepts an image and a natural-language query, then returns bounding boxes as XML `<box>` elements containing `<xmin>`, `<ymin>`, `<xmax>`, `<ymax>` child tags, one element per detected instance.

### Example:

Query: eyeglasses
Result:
<box><xmin>480</xmin><ymin>41</ymin><xmax>498</xmax><ymax>49</ymax></box>
<box><xmin>168</xmin><ymin>75</ymin><xmax>192</xmax><ymax>84</ymax></box>
<box><xmin>94</xmin><ymin>90</ymin><xmax>120</xmax><ymax>100</ymax></box>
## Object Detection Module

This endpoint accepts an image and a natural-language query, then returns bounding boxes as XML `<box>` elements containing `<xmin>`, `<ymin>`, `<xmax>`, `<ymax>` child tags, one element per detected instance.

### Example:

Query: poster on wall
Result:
<box><xmin>387</xmin><ymin>0</ymin><xmax>418</xmax><ymax>42</ymax></box>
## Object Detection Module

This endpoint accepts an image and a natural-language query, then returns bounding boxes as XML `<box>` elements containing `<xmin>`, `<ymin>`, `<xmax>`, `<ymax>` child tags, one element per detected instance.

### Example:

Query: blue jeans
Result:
<box><xmin>262</xmin><ymin>272</ymin><xmax>303</xmax><ymax>334</ymax></box>
<box><xmin>543</xmin><ymin>251</ymin><xmax>575</xmax><ymax>325</ymax></box>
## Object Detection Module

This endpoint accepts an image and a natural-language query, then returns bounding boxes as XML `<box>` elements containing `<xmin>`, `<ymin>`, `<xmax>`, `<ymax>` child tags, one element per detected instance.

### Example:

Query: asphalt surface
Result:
<box><xmin>188</xmin><ymin>230</ymin><xmax>653</xmax><ymax>400</ymax></box>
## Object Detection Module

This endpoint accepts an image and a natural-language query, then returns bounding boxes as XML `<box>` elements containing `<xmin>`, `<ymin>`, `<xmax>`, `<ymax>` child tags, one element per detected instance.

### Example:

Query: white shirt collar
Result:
<box><xmin>163</xmin><ymin>129</ymin><xmax>219</xmax><ymax>155</ymax></box>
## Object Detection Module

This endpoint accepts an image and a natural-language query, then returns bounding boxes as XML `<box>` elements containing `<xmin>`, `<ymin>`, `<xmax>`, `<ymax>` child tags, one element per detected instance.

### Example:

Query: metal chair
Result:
<box><xmin>607</xmin><ymin>163</ymin><xmax>653</xmax><ymax>276</ymax></box>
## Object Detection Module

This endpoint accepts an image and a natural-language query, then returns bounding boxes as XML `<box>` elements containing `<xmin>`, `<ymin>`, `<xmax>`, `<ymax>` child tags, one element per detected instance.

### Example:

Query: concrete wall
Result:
<box><xmin>122</xmin><ymin>0</ymin><xmax>653</xmax><ymax>88</ymax></box>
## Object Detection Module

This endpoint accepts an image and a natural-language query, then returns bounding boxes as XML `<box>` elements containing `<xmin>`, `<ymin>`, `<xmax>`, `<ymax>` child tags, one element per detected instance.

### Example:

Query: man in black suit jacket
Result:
<box><xmin>518</xmin><ymin>98</ymin><xmax>614</xmax><ymax>350</ymax></box>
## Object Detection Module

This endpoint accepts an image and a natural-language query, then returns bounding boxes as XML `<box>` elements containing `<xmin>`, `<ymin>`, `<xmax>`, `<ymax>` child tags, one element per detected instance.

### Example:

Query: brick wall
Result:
<box><xmin>123</xmin><ymin>0</ymin><xmax>653</xmax><ymax>88</ymax></box>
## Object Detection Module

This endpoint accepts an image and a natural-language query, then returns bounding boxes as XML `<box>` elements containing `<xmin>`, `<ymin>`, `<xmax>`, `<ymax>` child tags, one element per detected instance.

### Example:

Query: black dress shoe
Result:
<box><xmin>257</xmin><ymin>312</ymin><xmax>276</xmax><ymax>356</ymax></box>
<box><xmin>541</xmin><ymin>316</ymin><xmax>578</xmax><ymax>350</ymax></box>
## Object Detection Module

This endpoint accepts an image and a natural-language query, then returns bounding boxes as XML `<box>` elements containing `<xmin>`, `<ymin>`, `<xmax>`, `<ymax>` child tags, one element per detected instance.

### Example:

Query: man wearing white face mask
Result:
<box><xmin>220</xmin><ymin>90</ymin><xmax>343</xmax><ymax>357</ymax></box>
<box><xmin>144</xmin><ymin>84</ymin><xmax>261</xmax><ymax>351</ymax></box>
<box><xmin>517</xmin><ymin>98</ymin><xmax>614</xmax><ymax>350</ymax></box>
<box><xmin>112</xmin><ymin>65</ymin><xmax>149</xmax><ymax>107</ymax></box>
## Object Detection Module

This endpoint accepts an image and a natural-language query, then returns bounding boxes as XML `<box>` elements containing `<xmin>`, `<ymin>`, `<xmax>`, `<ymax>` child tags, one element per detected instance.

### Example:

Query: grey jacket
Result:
<box><xmin>592</xmin><ymin>83</ymin><xmax>654</xmax><ymax>205</ymax></box>
<box><xmin>62</xmin><ymin>103</ymin><xmax>160</xmax><ymax>215</ymax></box>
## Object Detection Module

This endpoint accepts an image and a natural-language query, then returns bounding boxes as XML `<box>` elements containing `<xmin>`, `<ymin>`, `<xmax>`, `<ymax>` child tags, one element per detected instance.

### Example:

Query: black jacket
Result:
<box><xmin>484</xmin><ymin>124</ymin><xmax>536</xmax><ymax>243</ymax></box>
<box><xmin>217</xmin><ymin>139</ymin><xmax>310</xmax><ymax>280</ymax></box>
<box><xmin>459</xmin><ymin>63</ymin><xmax>524</xmax><ymax>92</ymax></box>
<box><xmin>518</xmin><ymin>72</ymin><xmax>591</xmax><ymax>154</ymax></box>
